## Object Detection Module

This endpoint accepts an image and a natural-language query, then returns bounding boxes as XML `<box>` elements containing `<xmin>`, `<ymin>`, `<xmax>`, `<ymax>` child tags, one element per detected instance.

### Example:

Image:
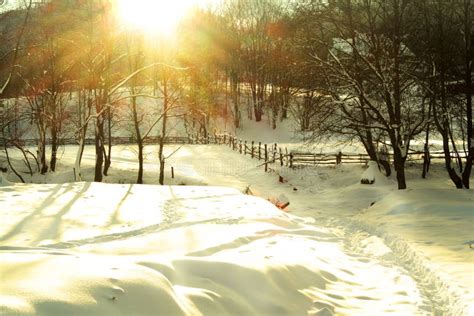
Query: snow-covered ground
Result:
<box><xmin>0</xmin><ymin>182</ymin><xmax>430</xmax><ymax>315</ymax></box>
<box><xmin>1</xmin><ymin>141</ymin><xmax>472</xmax><ymax>315</ymax></box>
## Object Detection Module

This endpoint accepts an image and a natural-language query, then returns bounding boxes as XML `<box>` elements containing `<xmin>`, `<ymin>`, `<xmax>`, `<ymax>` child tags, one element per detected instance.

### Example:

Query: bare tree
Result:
<box><xmin>222</xmin><ymin>0</ymin><xmax>285</xmax><ymax>122</ymax></box>
<box><xmin>299</xmin><ymin>0</ymin><xmax>428</xmax><ymax>189</ymax></box>
<box><xmin>152</xmin><ymin>51</ymin><xmax>184</xmax><ymax>185</ymax></box>
<box><xmin>0</xmin><ymin>99</ymin><xmax>32</xmax><ymax>183</ymax></box>
<box><xmin>123</xmin><ymin>34</ymin><xmax>167</xmax><ymax>184</ymax></box>
<box><xmin>412</xmin><ymin>0</ymin><xmax>472</xmax><ymax>188</ymax></box>
<box><xmin>19</xmin><ymin>2</ymin><xmax>74</xmax><ymax>172</ymax></box>
<box><xmin>74</xmin><ymin>0</ymin><xmax>117</xmax><ymax>182</ymax></box>
<box><xmin>72</xmin><ymin>89</ymin><xmax>94</xmax><ymax>181</ymax></box>
<box><xmin>0</xmin><ymin>0</ymin><xmax>32</xmax><ymax>96</ymax></box>
<box><xmin>1</xmin><ymin>2</ymin><xmax>33</xmax><ymax>176</ymax></box>
<box><xmin>459</xmin><ymin>0</ymin><xmax>472</xmax><ymax>188</ymax></box>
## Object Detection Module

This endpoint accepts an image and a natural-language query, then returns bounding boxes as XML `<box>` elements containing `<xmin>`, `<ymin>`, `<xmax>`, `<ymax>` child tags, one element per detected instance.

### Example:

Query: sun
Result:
<box><xmin>116</xmin><ymin>0</ymin><xmax>214</xmax><ymax>36</ymax></box>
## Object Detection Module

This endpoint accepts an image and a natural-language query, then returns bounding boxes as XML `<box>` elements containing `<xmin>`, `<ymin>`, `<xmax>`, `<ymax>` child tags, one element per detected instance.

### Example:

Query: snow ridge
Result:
<box><xmin>325</xmin><ymin>216</ymin><xmax>468</xmax><ymax>315</ymax></box>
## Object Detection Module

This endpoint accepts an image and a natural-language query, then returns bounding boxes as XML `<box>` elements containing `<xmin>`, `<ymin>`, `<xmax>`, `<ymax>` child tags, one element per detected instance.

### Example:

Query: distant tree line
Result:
<box><xmin>0</xmin><ymin>0</ymin><xmax>472</xmax><ymax>189</ymax></box>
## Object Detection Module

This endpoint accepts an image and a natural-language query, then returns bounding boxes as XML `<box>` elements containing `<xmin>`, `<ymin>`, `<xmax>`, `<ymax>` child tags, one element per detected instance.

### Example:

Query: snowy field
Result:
<box><xmin>1</xmin><ymin>143</ymin><xmax>473</xmax><ymax>315</ymax></box>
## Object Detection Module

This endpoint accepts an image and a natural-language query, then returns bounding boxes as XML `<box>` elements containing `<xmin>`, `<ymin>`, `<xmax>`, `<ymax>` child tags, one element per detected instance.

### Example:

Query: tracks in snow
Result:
<box><xmin>321</xmin><ymin>216</ymin><xmax>467</xmax><ymax>315</ymax></box>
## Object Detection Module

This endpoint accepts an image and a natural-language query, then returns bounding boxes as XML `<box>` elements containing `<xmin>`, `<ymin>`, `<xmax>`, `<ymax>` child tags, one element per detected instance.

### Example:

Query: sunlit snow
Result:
<box><xmin>1</xmin><ymin>143</ymin><xmax>472</xmax><ymax>315</ymax></box>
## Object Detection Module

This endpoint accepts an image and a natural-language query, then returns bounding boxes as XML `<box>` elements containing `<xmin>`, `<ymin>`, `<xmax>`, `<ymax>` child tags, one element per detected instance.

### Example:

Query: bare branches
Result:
<box><xmin>0</xmin><ymin>0</ymin><xmax>32</xmax><ymax>96</ymax></box>
<box><xmin>109</xmin><ymin>62</ymin><xmax>187</xmax><ymax>97</ymax></box>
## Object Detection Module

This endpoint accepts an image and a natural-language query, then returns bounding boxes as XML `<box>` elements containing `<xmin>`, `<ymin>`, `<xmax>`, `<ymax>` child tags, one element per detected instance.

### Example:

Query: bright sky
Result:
<box><xmin>2</xmin><ymin>1</ymin><xmax>219</xmax><ymax>35</ymax></box>
<box><xmin>0</xmin><ymin>0</ymin><xmax>14</xmax><ymax>12</ymax></box>
<box><xmin>115</xmin><ymin>0</ymin><xmax>219</xmax><ymax>36</ymax></box>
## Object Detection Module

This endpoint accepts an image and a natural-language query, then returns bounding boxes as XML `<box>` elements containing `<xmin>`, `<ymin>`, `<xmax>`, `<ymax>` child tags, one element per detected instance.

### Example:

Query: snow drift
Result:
<box><xmin>0</xmin><ymin>182</ymin><xmax>429</xmax><ymax>315</ymax></box>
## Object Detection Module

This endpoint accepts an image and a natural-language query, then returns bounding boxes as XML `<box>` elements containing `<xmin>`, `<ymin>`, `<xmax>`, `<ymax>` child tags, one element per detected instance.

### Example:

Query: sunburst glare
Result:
<box><xmin>116</xmin><ymin>0</ymin><xmax>215</xmax><ymax>36</ymax></box>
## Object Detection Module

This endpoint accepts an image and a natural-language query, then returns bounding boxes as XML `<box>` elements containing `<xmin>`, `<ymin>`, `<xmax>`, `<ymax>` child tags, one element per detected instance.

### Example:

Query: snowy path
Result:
<box><xmin>1</xmin><ymin>144</ymin><xmax>472</xmax><ymax>315</ymax></box>
<box><xmin>167</xmin><ymin>145</ymin><xmax>471</xmax><ymax>315</ymax></box>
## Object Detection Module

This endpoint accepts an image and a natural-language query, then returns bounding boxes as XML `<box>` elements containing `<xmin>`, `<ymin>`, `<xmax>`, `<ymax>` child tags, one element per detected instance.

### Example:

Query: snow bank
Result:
<box><xmin>360</xmin><ymin>161</ymin><xmax>382</xmax><ymax>184</ymax></box>
<box><xmin>1</xmin><ymin>142</ymin><xmax>472</xmax><ymax>314</ymax></box>
<box><xmin>0</xmin><ymin>182</ymin><xmax>428</xmax><ymax>315</ymax></box>
<box><xmin>357</xmin><ymin>188</ymin><xmax>474</xmax><ymax>314</ymax></box>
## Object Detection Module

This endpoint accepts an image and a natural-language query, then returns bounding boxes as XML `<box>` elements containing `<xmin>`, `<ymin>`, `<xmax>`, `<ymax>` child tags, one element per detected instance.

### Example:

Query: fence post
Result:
<box><xmin>251</xmin><ymin>141</ymin><xmax>255</xmax><ymax>158</ymax></box>
<box><xmin>232</xmin><ymin>137</ymin><xmax>235</xmax><ymax>150</ymax></box>
<box><xmin>171</xmin><ymin>166</ymin><xmax>175</xmax><ymax>179</ymax></box>
<box><xmin>244</xmin><ymin>141</ymin><xmax>247</xmax><ymax>155</ymax></box>
<box><xmin>259</xmin><ymin>142</ymin><xmax>262</xmax><ymax>160</ymax></box>
<box><xmin>264</xmin><ymin>144</ymin><xmax>268</xmax><ymax>172</ymax></box>
<box><xmin>285</xmin><ymin>148</ymin><xmax>289</xmax><ymax>166</ymax></box>
<box><xmin>239</xmin><ymin>140</ymin><xmax>242</xmax><ymax>154</ymax></box>
<box><xmin>336</xmin><ymin>151</ymin><xmax>342</xmax><ymax>165</ymax></box>
<box><xmin>289</xmin><ymin>153</ymin><xmax>293</xmax><ymax>168</ymax></box>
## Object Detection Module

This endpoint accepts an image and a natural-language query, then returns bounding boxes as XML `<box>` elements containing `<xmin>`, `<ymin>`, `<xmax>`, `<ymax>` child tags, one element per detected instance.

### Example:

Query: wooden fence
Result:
<box><xmin>2</xmin><ymin>132</ymin><xmax>464</xmax><ymax>170</ymax></box>
<box><xmin>2</xmin><ymin>133</ymin><xmax>227</xmax><ymax>147</ymax></box>
<box><xmin>213</xmin><ymin>134</ymin><xmax>466</xmax><ymax>170</ymax></box>
<box><xmin>218</xmin><ymin>134</ymin><xmax>368</xmax><ymax>169</ymax></box>
<box><xmin>1</xmin><ymin>136</ymin><xmax>193</xmax><ymax>147</ymax></box>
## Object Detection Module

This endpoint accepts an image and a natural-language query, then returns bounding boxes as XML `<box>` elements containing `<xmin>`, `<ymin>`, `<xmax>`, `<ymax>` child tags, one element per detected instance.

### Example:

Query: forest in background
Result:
<box><xmin>0</xmin><ymin>0</ymin><xmax>472</xmax><ymax>189</ymax></box>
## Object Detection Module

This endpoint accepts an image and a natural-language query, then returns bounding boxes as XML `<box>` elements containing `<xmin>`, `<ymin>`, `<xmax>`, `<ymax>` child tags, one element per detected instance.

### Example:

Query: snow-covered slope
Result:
<box><xmin>1</xmin><ymin>136</ymin><xmax>472</xmax><ymax>314</ymax></box>
<box><xmin>357</xmin><ymin>189</ymin><xmax>474</xmax><ymax>312</ymax></box>
<box><xmin>0</xmin><ymin>182</ymin><xmax>439</xmax><ymax>315</ymax></box>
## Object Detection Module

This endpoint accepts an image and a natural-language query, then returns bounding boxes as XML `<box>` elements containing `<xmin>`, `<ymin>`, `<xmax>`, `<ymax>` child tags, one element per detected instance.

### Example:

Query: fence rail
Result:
<box><xmin>1</xmin><ymin>134</ymin><xmax>229</xmax><ymax>147</ymax></box>
<box><xmin>214</xmin><ymin>134</ymin><xmax>466</xmax><ymax>169</ymax></box>
<box><xmin>1</xmin><ymin>133</ymin><xmax>465</xmax><ymax>170</ymax></box>
<box><xmin>1</xmin><ymin>136</ymin><xmax>194</xmax><ymax>147</ymax></box>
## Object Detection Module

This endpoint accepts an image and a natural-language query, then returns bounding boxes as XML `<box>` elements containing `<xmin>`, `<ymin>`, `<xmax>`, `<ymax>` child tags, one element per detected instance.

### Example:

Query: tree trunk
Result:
<box><xmin>271</xmin><ymin>86</ymin><xmax>277</xmax><ymax>130</ymax></box>
<box><xmin>362</xmin><ymin>135</ymin><xmax>391</xmax><ymax>177</ymax></box>
<box><xmin>434</xmin><ymin>71</ymin><xmax>465</xmax><ymax>188</ymax></box>
<box><xmin>394</xmin><ymin>161</ymin><xmax>407</xmax><ymax>189</ymax></box>
<box><xmin>137</xmin><ymin>139</ymin><xmax>144</xmax><ymax>184</ymax></box>
<box><xmin>74</xmin><ymin>137</ymin><xmax>84</xmax><ymax>181</ymax></box>
<box><xmin>38</xmin><ymin>130</ymin><xmax>48</xmax><ymax>175</ymax></box>
<box><xmin>461</xmin><ymin>0</ymin><xmax>472</xmax><ymax>188</ymax></box>
<box><xmin>231</xmin><ymin>74</ymin><xmax>240</xmax><ymax>128</ymax></box>
<box><xmin>392</xmin><ymin>133</ymin><xmax>405</xmax><ymax>189</ymax></box>
<box><xmin>255</xmin><ymin>85</ymin><xmax>265</xmax><ymax>122</ymax></box>
<box><xmin>103</xmin><ymin>107</ymin><xmax>112</xmax><ymax>176</ymax></box>
<box><xmin>422</xmin><ymin>101</ymin><xmax>432</xmax><ymax>179</ymax></box>
<box><xmin>462</xmin><ymin>92</ymin><xmax>472</xmax><ymax>188</ymax></box>
<box><xmin>379</xmin><ymin>159</ymin><xmax>392</xmax><ymax>177</ymax></box>
<box><xmin>94</xmin><ymin>117</ymin><xmax>104</xmax><ymax>182</ymax></box>
<box><xmin>391</xmin><ymin>141</ymin><xmax>407</xmax><ymax>190</ymax></box>
<box><xmin>280</xmin><ymin>86</ymin><xmax>289</xmax><ymax>121</ymax></box>
<box><xmin>2</xmin><ymin>129</ymin><xmax>25</xmax><ymax>183</ymax></box>
<box><xmin>251</xmin><ymin>84</ymin><xmax>259</xmax><ymax>122</ymax></box>
<box><xmin>442</xmin><ymin>131</ymin><xmax>464</xmax><ymax>188</ymax></box>
<box><xmin>132</xmin><ymin>94</ymin><xmax>144</xmax><ymax>184</ymax></box>
<box><xmin>158</xmin><ymin>80</ymin><xmax>168</xmax><ymax>185</ymax></box>
<box><xmin>50</xmin><ymin>126</ymin><xmax>58</xmax><ymax>172</ymax></box>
